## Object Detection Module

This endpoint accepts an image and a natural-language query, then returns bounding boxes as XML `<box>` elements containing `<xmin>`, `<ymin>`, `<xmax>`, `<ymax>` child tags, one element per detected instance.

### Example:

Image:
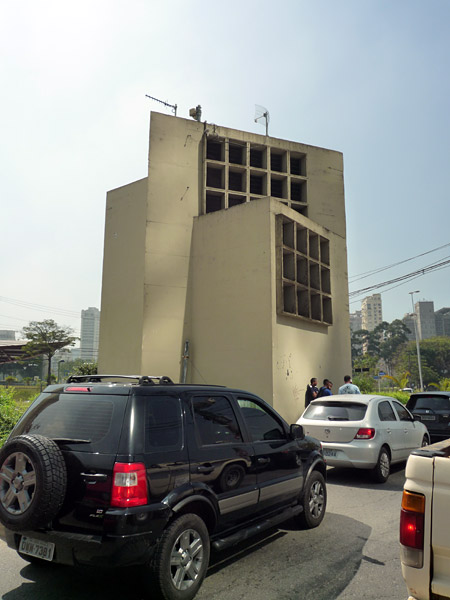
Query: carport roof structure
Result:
<box><xmin>0</xmin><ymin>341</ymin><xmax>29</xmax><ymax>364</ymax></box>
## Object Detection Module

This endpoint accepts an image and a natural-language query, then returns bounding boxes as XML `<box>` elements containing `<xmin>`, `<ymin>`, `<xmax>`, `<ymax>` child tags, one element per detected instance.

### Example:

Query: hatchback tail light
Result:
<box><xmin>400</xmin><ymin>490</ymin><xmax>425</xmax><ymax>568</ymax></box>
<box><xmin>354</xmin><ymin>428</ymin><xmax>375</xmax><ymax>439</ymax></box>
<box><xmin>111</xmin><ymin>462</ymin><xmax>148</xmax><ymax>507</ymax></box>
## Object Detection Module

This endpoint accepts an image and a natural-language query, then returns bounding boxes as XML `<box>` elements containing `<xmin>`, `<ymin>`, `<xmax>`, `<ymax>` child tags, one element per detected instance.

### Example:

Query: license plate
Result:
<box><xmin>323</xmin><ymin>449</ymin><xmax>337</xmax><ymax>457</ymax></box>
<box><xmin>420</xmin><ymin>415</ymin><xmax>436</xmax><ymax>421</ymax></box>
<box><xmin>19</xmin><ymin>536</ymin><xmax>55</xmax><ymax>562</ymax></box>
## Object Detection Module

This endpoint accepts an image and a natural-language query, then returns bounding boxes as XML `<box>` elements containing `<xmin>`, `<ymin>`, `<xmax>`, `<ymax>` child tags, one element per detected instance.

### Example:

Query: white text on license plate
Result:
<box><xmin>19</xmin><ymin>536</ymin><xmax>55</xmax><ymax>562</ymax></box>
<box><xmin>323</xmin><ymin>449</ymin><xmax>337</xmax><ymax>457</ymax></box>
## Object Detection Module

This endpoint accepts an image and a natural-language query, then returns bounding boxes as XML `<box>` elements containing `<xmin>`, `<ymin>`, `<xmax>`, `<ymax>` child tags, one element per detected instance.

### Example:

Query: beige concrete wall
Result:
<box><xmin>140</xmin><ymin>113</ymin><xmax>205</xmax><ymax>379</ymax></box>
<box><xmin>269</xmin><ymin>204</ymin><xmax>351</xmax><ymax>423</ymax></box>
<box><xmin>98</xmin><ymin>178</ymin><xmax>147</xmax><ymax>374</ymax></box>
<box><xmin>185</xmin><ymin>199</ymin><xmax>274</xmax><ymax>401</ymax></box>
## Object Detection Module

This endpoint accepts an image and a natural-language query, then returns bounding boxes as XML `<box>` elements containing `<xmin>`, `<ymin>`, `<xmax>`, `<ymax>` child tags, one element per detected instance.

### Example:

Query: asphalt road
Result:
<box><xmin>0</xmin><ymin>465</ymin><xmax>407</xmax><ymax>600</ymax></box>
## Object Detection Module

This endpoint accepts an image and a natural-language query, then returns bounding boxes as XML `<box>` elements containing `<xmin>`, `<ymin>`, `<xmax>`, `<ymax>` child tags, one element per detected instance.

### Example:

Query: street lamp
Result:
<box><xmin>57</xmin><ymin>359</ymin><xmax>65</xmax><ymax>383</ymax></box>
<box><xmin>409</xmin><ymin>291</ymin><xmax>424</xmax><ymax>392</ymax></box>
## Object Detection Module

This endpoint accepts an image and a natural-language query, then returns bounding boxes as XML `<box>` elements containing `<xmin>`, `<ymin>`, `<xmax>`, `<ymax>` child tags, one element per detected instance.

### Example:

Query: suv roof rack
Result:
<box><xmin>65</xmin><ymin>374</ymin><xmax>174</xmax><ymax>385</ymax></box>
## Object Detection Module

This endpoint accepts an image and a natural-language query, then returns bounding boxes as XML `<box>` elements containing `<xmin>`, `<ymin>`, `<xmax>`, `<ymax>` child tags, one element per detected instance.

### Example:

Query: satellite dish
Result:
<box><xmin>254</xmin><ymin>104</ymin><xmax>270</xmax><ymax>135</ymax></box>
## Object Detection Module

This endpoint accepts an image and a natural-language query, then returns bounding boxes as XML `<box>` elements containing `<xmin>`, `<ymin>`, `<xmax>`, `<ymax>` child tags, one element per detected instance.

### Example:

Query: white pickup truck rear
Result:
<box><xmin>401</xmin><ymin>439</ymin><xmax>450</xmax><ymax>600</ymax></box>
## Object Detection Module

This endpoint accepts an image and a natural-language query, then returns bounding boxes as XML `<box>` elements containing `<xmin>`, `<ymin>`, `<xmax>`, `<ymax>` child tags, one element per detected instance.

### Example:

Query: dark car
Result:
<box><xmin>406</xmin><ymin>391</ymin><xmax>450</xmax><ymax>442</ymax></box>
<box><xmin>0</xmin><ymin>375</ymin><xmax>326</xmax><ymax>600</ymax></box>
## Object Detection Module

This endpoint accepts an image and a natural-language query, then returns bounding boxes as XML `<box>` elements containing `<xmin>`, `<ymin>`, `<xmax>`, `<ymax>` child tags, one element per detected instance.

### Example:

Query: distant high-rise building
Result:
<box><xmin>80</xmin><ymin>307</ymin><xmax>100</xmax><ymax>361</ymax></box>
<box><xmin>0</xmin><ymin>330</ymin><xmax>15</xmax><ymax>341</ymax></box>
<box><xmin>435</xmin><ymin>307</ymin><xmax>450</xmax><ymax>337</ymax></box>
<box><xmin>361</xmin><ymin>294</ymin><xmax>383</xmax><ymax>332</ymax></box>
<box><xmin>349</xmin><ymin>310</ymin><xmax>362</xmax><ymax>332</ymax></box>
<box><xmin>415</xmin><ymin>300</ymin><xmax>436</xmax><ymax>340</ymax></box>
<box><xmin>402</xmin><ymin>313</ymin><xmax>416</xmax><ymax>341</ymax></box>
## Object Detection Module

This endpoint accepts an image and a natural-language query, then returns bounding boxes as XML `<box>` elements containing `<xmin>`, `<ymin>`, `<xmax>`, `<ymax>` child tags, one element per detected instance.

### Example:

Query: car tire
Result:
<box><xmin>0</xmin><ymin>434</ymin><xmax>67</xmax><ymax>531</ymax></box>
<box><xmin>297</xmin><ymin>470</ymin><xmax>326</xmax><ymax>529</ymax></box>
<box><xmin>372</xmin><ymin>446</ymin><xmax>390</xmax><ymax>483</ymax></box>
<box><xmin>145</xmin><ymin>513</ymin><xmax>210</xmax><ymax>600</ymax></box>
<box><xmin>421</xmin><ymin>435</ymin><xmax>430</xmax><ymax>447</ymax></box>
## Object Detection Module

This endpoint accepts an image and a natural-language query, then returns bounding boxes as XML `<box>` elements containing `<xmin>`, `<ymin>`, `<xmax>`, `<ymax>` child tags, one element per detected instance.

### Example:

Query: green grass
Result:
<box><xmin>0</xmin><ymin>387</ymin><xmax>38</xmax><ymax>447</ymax></box>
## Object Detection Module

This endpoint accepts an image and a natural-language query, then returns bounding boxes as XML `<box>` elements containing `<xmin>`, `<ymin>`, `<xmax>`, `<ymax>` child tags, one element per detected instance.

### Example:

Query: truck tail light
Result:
<box><xmin>111</xmin><ymin>462</ymin><xmax>148</xmax><ymax>507</ymax></box>
<box><xmin>400</xmin><ymin>490</ymin><xmax>425</xmax><ymax>568</ymax></box>
<box><xmin>354</xmin><ymin>428</ymin><xmax>375</xmax><ymax>439</ymax></box>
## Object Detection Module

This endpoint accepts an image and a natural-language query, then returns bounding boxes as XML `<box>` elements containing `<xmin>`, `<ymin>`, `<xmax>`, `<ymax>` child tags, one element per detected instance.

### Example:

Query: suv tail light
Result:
<box><xmin>400</xmin><ymin>490</ymin><xmax>425</xmax><ymax>568</ymax></box>
<box><xmin>111</xmin><ymin>462</ymin><xmax>148</xmax><ymax>507</ymax></box>
<box><xmin>354</xmin><ymin>428</ymin><xmax>375</xmax><ymax>439</ymax></box>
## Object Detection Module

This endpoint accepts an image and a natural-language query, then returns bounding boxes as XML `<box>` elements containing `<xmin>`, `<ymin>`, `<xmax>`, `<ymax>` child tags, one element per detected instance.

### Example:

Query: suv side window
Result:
<box><xmin>145</xmin><ymin>396</ymin><xmax>183</xmax><ymax>452</ymax></box>
<box><xmin>393</xmin><ymin>401</ymin><xmax>413</xmax><ymax>422</ymax></box>
<box><xmin>378</xmin><ymin>400</ymin><xmax>397</xmax><ymax>422</ymax></box>
<box><xmin>193</xmin><ymin>396</ymin><xmax>243</xmax><ymax>445</ymax></box>
<box><xmin>237</xmin><ymin>398</ymin><xmax>285</xmax><ymax>442</ymax></box>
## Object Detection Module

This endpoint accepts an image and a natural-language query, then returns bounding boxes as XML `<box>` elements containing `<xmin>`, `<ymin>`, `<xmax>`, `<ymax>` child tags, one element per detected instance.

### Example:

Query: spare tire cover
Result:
<box><xmin>0</xmin><ymin>434</ymin><xmax>67</xmax><ymax>531</ymax></box>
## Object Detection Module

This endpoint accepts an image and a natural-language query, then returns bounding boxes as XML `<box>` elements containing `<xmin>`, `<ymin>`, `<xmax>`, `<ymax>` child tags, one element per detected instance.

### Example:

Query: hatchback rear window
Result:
<box><xmin>13</xmin><ymin>392</ymin><xmax>128</xmax><ymax>452</ymax></box>
<box><xmin>409</xmin><ymin>396</ymin><xmax>450</xmax><ymax>411</ymax></box>
<box><xmin>304</xmin><ymin>401</ymin><xmax>367</xmax><ymax>421</ymax></box>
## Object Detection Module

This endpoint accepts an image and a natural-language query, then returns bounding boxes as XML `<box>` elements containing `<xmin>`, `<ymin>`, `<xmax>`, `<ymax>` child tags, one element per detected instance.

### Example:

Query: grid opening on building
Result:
<box><xmin>203</xmin><ymin>136</ymin><xmax>307</xmax><ymax>215</ymax></box>
<box><xmin>278</xmin><ymin>216</ymin><xmax>332</xmax><ymax>325</ymax></box>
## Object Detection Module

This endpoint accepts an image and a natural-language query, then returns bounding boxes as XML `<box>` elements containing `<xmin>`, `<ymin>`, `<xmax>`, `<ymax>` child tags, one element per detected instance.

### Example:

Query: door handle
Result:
<box><xmin>257</xmin><ymin>457</ymin><xmax>270</xmax><ymax>465</ymax></box>
<box><xmin>196</xmin><ymin>464</ymin><xmax>214</xmax><ymax>474</ymax></box>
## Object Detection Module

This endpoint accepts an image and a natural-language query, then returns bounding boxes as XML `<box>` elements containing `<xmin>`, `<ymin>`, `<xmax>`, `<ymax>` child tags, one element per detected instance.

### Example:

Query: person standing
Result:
<box><xmin>305</xmin><ymin>377</ymin><xmax>319</xmax><ymax>407</ymax></box>
<box><xmin>338</xmin><ymin>375</ymin><xmax>361</xmax><ymax>394</ymax></box>
<box><xmin>318</xmin><ymin>379</ymin><xmax>333</xmax><ymax>397</ymax></box>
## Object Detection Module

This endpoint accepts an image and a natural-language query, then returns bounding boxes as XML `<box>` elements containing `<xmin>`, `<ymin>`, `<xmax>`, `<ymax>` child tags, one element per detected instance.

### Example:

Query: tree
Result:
<box><xmin>374</xmin><ymin>320</ymin><xmax>410</xmax><ymax>374</ymax></box>
<box><xmin>397</xmin><ymin>337</ymin><xmax>450</xmax><ymax>388</ymax></box>
<box><xmin>22</xmin><ymin>320</ymin><xmax>77</xmax><ymax>385</ymax></box>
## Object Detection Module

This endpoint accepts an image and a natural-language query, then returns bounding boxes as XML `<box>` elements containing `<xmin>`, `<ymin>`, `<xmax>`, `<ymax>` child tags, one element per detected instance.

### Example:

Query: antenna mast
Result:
<box><xmin>145</xmin><ymin>94</ymin><xmax>177</xmax><ymax>116</ymax></box>
<box><xmin>254</xmin><ymin>104</ymin><xmax>270</xmax><ymax>136</ymax></box>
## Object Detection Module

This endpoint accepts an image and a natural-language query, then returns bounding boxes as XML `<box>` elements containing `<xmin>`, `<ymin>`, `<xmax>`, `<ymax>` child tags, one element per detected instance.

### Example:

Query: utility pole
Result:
<box><xmin>409</xmin><ymin>291</ymin><xmax>424</xmax><ymax>391</ymax></box>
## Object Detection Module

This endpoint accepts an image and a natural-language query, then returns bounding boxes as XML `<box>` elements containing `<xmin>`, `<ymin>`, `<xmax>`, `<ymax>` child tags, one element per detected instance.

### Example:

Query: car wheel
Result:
<box><xmin>421</xmin><ymin>435</ymin><xmax>430</xmax><ymax>447</ymax></box>
<box><xmin>145</xmin><ymin>513</ymin><xmax>210</xmax><ymax>600</ymax></box>
<box><xmin>372</xmin><ymin>446</ymin><xmax>390</xmax><ymax>483</ymax></box>
<box><xmin>0</xmin><ymin>434</ymin><xmax>67</xmax><ymax>531</ymax></box>
<box><xmin>297</xmin><ymin>470</ymin><xmax>326</xmax><ymax>529</ymax></box>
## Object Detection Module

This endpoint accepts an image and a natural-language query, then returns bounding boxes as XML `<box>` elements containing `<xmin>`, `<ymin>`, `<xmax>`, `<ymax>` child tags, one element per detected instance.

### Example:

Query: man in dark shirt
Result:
<box><xmin>318</xmin><ymin>379</ymin><xmax>333</xmax><ymax>397</ymax></box>
<box><xmin>305</xmin><ymin>377</ymin><xmax>319</xmax><ymax>408</ymax></box>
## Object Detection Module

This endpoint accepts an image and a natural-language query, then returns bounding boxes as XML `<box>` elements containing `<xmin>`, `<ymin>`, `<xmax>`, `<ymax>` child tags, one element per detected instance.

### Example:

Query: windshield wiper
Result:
<box><xmin>327</xmin><ymin>416</ymin><xmax>349</xmax><ymax>421</ymax></box>
<box><xmin>52</xmin><ymin>438</ymin><xmax>92</xmax><ymax>444</ymax></box>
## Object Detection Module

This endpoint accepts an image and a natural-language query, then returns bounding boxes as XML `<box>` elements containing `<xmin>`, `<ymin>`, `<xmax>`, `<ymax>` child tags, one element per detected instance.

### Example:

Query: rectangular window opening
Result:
<box><xmin>205</xmin><ymin>192</ymin><xmax>223</xmax><ymax>213</ymax></box>
<box><xmin>206</xmin><ymin>140</ymin><xmax>223</xmax><ymax>161</ymax></box>
<box><xmin>229</xmin><ymin>169</ymin><xmax>244</xmax><ymax>192</ymax></box>
<box><xmin>206</xmin><ymin>166</ymin><xmax>223</xmax><ymax>189</ymax></box>
<box><xmin>229</xmin><ymin>143</ymin><xmax>244</xmax><ymax>165</ymax></box>
<box><xmin>250</xmin><ymin>147</ymin><xmax>265</xmax><ymax>168</ymax></box>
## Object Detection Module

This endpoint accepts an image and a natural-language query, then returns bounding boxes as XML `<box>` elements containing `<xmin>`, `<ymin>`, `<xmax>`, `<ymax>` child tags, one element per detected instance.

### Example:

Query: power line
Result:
<box><xmin>349</xmin><ymin>242</ymin><xmax>450</xmax><ymax>283</ymax></box>
<box><xmin>349</xmin><ymin>258</ymin><xmax>450</xmax><ymax>299</ymax></box>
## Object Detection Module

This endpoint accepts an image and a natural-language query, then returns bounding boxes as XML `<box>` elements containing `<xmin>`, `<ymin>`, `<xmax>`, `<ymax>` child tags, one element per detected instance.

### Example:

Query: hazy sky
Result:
<box><xmin>1</xmin><ymin>0</ymin><xmax>449</xmax><ymax>340</ymax></box>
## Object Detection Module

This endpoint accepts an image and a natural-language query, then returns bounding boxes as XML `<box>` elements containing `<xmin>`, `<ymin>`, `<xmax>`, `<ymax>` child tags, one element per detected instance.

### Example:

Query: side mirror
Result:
<box><xmin>290</xmin><ymin>424</ymin><xmax>305</xmax><ymax>440</ymax></box>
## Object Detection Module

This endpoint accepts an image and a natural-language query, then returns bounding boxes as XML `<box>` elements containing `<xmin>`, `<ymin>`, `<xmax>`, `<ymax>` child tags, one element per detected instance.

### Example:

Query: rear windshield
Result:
<box><xmin>12</xmin><ymin>392</ymin><xmax>128</xmax><ymax>452</ymax></box>
<box><xmin>409</xmin><ymin>395</ymin><xmax>450</xmax><ymax>411</ymax></box>
<box><xmin>303</xmin><ymin>401</ymin><xmax>367</xmax><ymax>421</ymax></box>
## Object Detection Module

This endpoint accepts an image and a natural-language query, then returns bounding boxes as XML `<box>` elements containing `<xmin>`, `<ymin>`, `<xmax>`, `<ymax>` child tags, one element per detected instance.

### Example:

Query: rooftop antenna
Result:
<box><xmin>145</xmin><ymin>94</ymin><xmax>177</xmax><ymax>116</ymax></box>
<box><xmin>254</xmin><ymin>104</ymin><xmax>270</xmax><ymax>136</ymax></box>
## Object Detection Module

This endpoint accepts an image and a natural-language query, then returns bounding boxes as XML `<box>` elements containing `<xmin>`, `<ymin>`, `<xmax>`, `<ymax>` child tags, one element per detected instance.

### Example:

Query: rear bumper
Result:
<box><xmin>5</xmin><ymin>526</ymin><xmax>159</xmax><ymax>567</ymax></box>
<box><xmin>3</xmin><ymin>503</ymin><xmax>173</xmax><ymax>567</ymax></box>
<box><xmin>322</xmin><ymin>441</ymin><xmax>379</xmax><ymax>470</ymax></box>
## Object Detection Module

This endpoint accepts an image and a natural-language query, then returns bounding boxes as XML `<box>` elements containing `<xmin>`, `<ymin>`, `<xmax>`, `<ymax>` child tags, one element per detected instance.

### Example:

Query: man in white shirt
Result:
<box><xmin>338</xmin><ymin>375</ymin><xmax>361</xmax><ymax>394</ymax></box>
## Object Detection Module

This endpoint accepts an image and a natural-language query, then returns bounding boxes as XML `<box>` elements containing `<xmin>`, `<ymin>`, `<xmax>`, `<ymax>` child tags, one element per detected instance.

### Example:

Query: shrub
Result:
<box><xmin>0</xmin><ymin>387</ymin><xmax>30</xmax><ymax>447</ymax></box>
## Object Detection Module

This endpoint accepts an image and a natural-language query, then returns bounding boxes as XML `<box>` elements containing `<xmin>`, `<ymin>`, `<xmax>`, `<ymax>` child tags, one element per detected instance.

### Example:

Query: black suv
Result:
<box><xmin>406</xmin><ymin>391</ymin><xmax>450</xmax><ymax>442</ymax></box>
<box><xmin>0</xmin><ymin>375</ymin><xmax>326</xmax><ymax>600</ymax></box>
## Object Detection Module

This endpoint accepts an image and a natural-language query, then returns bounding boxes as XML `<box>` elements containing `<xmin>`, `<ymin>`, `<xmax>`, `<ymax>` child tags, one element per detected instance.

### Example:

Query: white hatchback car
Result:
<box><xmin>297</xmin><ymin>394</ymin><xmax>430</xmax><ymax>482</ymax></box>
